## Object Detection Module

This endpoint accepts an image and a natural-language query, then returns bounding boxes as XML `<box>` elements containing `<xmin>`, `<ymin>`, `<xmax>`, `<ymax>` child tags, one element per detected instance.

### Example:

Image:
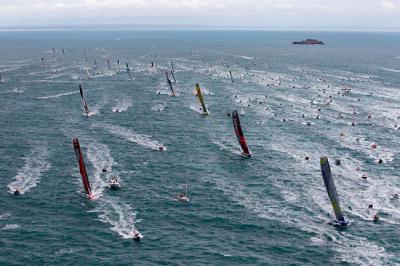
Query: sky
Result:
<box><xmin>0</xmin><ymin>0</ymin><xmax>399</xmax><ymax>29</ymax></box>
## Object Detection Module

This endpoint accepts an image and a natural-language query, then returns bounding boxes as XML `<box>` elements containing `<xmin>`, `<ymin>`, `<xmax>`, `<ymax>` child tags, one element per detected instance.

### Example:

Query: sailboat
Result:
<box><xmin>73</xmin><ymin>138</ymin><xmax>94</xmax><ymax>199</ymax></box>
<box><xmin>126</xmin><ymin>62</ymin><xmax>133</xmax><ymax>80</ymax></box>
<box><xmin>176</xmin><ymin>172</ymin><xmax>190</xmax><ymax>202</ymax></box>
<box><xmin>320</xmin><ymin>156</ymin><xmax>349</xmax><ymax>227</ymax></box>
<box><xmin>229</xmin><ymin>70</ymin><xmax>235</xmax><ymax>85</ymax></box>
<box><xmin>232</xmin><ymin>110</ymin><xmax>251</xmax><ymax>157</ymax></box>
<box><xmin>79</xmin><ymin>84</ymin><xmax>90</xmax><ymax>116</ymax></box>
<box><xmin>195</xmin><ymin>83</ymin><xmax>209</xmax><ymax>115</ymax></box>
<box><xmin>166</xmin><ymin>72</ymin><xmax>176</xmax><ymax>96</ymax></box>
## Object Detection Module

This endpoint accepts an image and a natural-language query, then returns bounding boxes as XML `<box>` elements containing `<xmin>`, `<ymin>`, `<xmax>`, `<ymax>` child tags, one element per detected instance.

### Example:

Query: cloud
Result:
<box><xmin>381</xmin><ymin>0</ymin><xmax>396</xmax><ymax>10</ymax></box>
<box><xmin>0</xmin><ymin>0</ymin><xmax>399</xmax><ymax>29</ymax></box>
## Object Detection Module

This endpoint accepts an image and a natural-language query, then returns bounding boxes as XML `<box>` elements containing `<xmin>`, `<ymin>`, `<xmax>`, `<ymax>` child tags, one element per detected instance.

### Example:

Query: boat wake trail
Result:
<box><xmin>92</xmin><ymin>197</ymin><xmax>139</xmax><ymax>239</ymax></box>
<box><xmin>36</xmin><ymin>90</ymin><xmax>80</xmax><ymax>99</ymax></box>
<box><xmin>211</xmin><ymin>139</ymin><xmax>241</xmax><ymax>156</ymax></box>
<box><xmin>7</xmin><ymin>146</ymin><xmax>51</xmax><ymax>194</ymax></box>
<box><xmin>85</xmin><ymin>141</ymin><xmax>115</xmax><ymax>198</ymax></box>
<box><xmin>98</xmin><ymin>123</ymin><xmax>165</xmax><ymax>151</ymax></box>
<box><xmin>112</xmin><ymin>98</ymin><xmax>132</xmax><ymax>113</ymax></box>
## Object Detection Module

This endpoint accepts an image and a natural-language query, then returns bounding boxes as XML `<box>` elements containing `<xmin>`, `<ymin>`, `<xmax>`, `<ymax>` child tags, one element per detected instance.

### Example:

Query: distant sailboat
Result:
<box><xmin>79</xmin><ymin>84</ymin><xmax>90</xmax><ymax>116</ymax></box>
<box><xmin>73</xmin><ymin>138</ymin><xmax>93</xmax><ymax>199</ymax></box>
<box><xmin>195</xmin><ymin>83</ymin><xmax>209</xmax><ymax>115</ymax></box>
<box><xmin>176</xmin><ymin>172</ymin><xmax>190</xmax><ymax>202</ymax></box>
<box><xmin>229</xmin><ymin>70</ymin><xmax>235</xmax><ymax>85</ymax></box>
<box><xmin>320</xmin><ymin>156</ymin><xmax>349</xmax><ymax>227</ymax></box>
<box><xmin>166</xmin><ymin>72</ymin><xmax>176</xmax><ymax>96</ymax></box>
<box><xmin>126</xmin><ymin>62</ymin><xmax>133</xmax><ymax>80</ymax></box>
<box><xmin>232</xmin><ymin>110</ymin><xmax>251</xmax><ymax>157</ymax></box>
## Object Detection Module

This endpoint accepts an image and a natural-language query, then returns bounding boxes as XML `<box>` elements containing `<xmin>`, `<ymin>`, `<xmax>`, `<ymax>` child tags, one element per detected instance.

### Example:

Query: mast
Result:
<box><xmin>185</xmin><ymin>171</ymin><xmax>188</xmax><ymax>195</ymax></box>
<box><xmin>73</xmin><ymin>138</ymin><xmax>92</xmax><ymax>198</ymax></box>
<box><xmin>232</xmin><ymin>110</ymin><xmax>251</xmax><ymax>157</ymax></box>
<box><xmin>320</xmin><ymin>156</ymin><xmax>348</xmax><ymax>226</ymax></box>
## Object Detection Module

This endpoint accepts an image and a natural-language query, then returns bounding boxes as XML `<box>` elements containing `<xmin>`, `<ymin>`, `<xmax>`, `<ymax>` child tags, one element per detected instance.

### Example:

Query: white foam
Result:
<box><xmin>2</xmin><ymin>224</ymin><xmax>19</xmax><ymax>231</ymax></box>
<box><xmin>92</xmin><ymin>197</ymin><xmax>139</xmax><ymax>239</ymax></box>
<box><xmin>112</xmin><ymin>98</ymin><xmax>132</xmax><ymax>113</ymax></box>
<box><xmin>7</xmin><ymin>146</ymin><xmax>51</xmax><ymax>194</ymax></box>
<box><xmin>98</xmin><ymin>123</ymin><xmax>165</xmax><ymax>151</ymax></box>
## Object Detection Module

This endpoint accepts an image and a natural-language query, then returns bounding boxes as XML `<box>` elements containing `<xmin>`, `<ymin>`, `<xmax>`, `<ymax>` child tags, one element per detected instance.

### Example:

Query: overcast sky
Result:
<box><xmin>0</xmin><ymin>0</ymin><xmax>399</xmax><ymax>29</ymax></box>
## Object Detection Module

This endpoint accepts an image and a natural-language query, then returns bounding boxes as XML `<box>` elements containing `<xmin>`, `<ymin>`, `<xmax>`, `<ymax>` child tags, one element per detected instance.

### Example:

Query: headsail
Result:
<box><xmin>73</xmin><ymin>138</ymin><xmax>92</xmax><ymax>198</ymax></box>
<box><xmin>166</xmin><ymin>72</ymin><xmax>176</xmax><ymax>96</ymax></box>
<box><xmin>320</xmin><ymin>156</ymin><xmax>349</xmax><ymax>226</ymax></box>
<box><xmin>79</xmin><ymin>84</ymin><xmax>90</xmax><ymax>116</ymax></box>
<box><xmin>232</xmin><ymin>110</ymin><xmax>251</xmax><ymax>157</ymax></box>
<box><xmin>195</xmin><ymin>83</ymin><xmax>208</xmax><ymax>115</ymax></box>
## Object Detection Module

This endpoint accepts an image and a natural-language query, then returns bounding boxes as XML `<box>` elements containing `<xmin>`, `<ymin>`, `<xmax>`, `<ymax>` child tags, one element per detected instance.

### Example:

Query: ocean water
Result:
<box><xmin>0</xmin><ymin>30</ymin><xmax>400</xmax><ymax>265</ymax></box>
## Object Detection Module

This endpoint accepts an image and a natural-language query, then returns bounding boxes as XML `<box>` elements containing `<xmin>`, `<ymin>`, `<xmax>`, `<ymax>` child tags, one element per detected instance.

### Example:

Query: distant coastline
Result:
<box><xmin>0</xmin><ymin>24</ymin><xmax>400</xmax><ymax>32</ymax></box>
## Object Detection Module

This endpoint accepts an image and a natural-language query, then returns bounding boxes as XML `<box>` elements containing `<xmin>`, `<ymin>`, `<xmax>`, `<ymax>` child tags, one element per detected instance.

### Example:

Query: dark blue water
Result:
<box><xmin>1</xmin><ymin>30</ymin><xmax>399</xmax><ymax>265</ymax></box>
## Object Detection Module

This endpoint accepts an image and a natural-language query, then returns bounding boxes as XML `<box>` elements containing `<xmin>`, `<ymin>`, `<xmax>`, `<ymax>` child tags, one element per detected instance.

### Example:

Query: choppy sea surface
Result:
<box><xmin>0</xmin><ymin>30</ymin><xmax>400</xmax><ymax>265</ymax></box>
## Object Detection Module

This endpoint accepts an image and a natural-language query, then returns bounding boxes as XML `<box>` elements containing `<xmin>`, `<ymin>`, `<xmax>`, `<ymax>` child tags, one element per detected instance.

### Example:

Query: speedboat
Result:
<box><xmin>108</xmin><ymin>177</ymin><xmax>120</xmax><ymax>190</ymax></box>
<box><xmin>158</xmin><ymin>145</ymin><xmax>166</xmax><ymax>151</ymax></box>
<box><xmin>133</xmin><ymin>229</ymin><xmax>143</xmax><ymax>241</ymax></box>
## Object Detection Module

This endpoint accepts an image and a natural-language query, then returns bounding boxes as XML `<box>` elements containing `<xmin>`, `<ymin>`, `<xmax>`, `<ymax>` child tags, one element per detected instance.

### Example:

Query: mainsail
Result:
<box><xmin>320</xmin><ymin>156</ymin><xmax>349</xmax><ymax>226</ymax></box>
<box><xmin>229</xmin><ymin>70</ymin><xmax>235</xmax><ymax>85</ymax></box>
<box><xmin>195</xmin><ymin>83</ymin><xmax>208</xmax><ymax>115</ymax></box>
<box><xmin>232</xmin><ymin>110</ymin><xmax>251</xmax><ymax>157</ymax></box>
<box><xmin>166</xmin><ymin>72</ymin><xmax>176</xmax><ymax>96</ymax></box>
<box><xmin>79</xmin><ymin>84</ymin><xmax>90</xmax><ymax>116</ymax></box>
<box><xmin>170</xmin><ymin>62</ymin><xmax>176</xmax><ymax>82</ymax></box>
<box><xmin>73</xmin><ymin>138</ymin><xmax>92</xmax><ymax>198</ymax></box>
<box><xmin>126</xmin><ymin>62</ymin><xmax>133</xmax><ymax>80</ymax></box>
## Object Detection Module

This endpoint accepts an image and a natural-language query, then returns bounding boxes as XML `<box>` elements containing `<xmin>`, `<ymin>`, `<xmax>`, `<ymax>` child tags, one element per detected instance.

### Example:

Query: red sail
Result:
<box><xmin>232</xmin><ymin>110</ymin><xmax>251</xmax><ymax>157</ymax></box>
<box><xmin>73</xmin><ymin>138</ymin><xmax>92</xmax><ymax>196</ymax></box>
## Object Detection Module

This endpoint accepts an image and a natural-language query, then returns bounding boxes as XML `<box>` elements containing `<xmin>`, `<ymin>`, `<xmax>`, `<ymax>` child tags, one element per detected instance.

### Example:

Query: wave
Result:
<box><xmin>7</xmin><ymin>146</ymin><xmax>51</xmax><ymax>194</ymax></box>
<box><xmin>378</xmin><ymin>67</ymin><xmax>400</xmax><ymax>73</ymax></box>
<box><xmin>2</xmin><ymin>224</ymin><xmax>19</xmax><ymax>231</ymax></box>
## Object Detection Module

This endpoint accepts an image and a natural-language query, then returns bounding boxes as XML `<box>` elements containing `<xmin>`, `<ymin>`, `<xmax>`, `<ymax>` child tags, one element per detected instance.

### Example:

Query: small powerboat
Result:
<box><xmin>108</xmin><ymin>176</ymin><xmax>120</xmax><ymax>190</ymax></box>
<box><xmin>133</xmin><ymin>229</ymin><xmax>143</xmax><ymax>241</ymax></box>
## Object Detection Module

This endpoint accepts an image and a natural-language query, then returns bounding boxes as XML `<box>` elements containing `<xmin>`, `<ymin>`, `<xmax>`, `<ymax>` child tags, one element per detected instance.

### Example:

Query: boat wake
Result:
<box><xmin>85</xmin><ymin>141</ymin><xmax>115</xmax><ymax>198</ymax></box>
<box><xmin>112</xmin><ymin>98</ymin><xmax>132</xmax><ymax>113</ymax></box>
<box><xmin>98</xmin><ymin>123</ymin><xmax>165</xmax><ymax>151</ymax></box>
<box><xmin>36</xmin><ymin>90</ymin><xmax>79</xmax><ymax>100</ymax></box>
<box><xmin>7</xmin><ymin>146</ymin><xmax>51</xmax><ymax>194</ymax></box>
<box><xmin>91</xmin><ymin>197</ymin><xmax>140</xmax><ymax>239</ymax></box>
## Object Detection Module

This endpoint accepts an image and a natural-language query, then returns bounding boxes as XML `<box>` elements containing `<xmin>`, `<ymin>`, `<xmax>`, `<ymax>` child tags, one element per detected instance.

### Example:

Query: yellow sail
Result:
<box><xmin>195</xmin><ymin>83</ymin><xmax>208</xmax><ymax>115</ymax></box>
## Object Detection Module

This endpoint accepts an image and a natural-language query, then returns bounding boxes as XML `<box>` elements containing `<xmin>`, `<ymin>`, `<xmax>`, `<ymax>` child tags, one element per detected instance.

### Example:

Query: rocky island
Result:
<box><xmin>292</xmin><ymin>39</ymin><xmax>324</xmax><ymax>45</ymax></box>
